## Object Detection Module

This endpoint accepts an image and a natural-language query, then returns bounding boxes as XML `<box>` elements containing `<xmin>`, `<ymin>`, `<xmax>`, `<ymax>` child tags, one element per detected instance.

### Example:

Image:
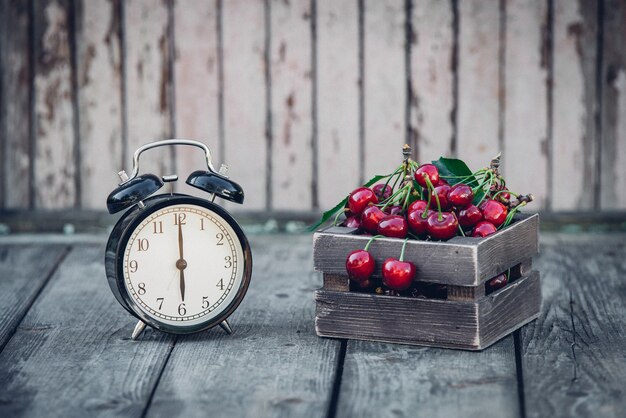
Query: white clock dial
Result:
<box><xmin>122</xmin><ymin>204</ymin><xmax>245</xmax><ymax>327</ymax></box>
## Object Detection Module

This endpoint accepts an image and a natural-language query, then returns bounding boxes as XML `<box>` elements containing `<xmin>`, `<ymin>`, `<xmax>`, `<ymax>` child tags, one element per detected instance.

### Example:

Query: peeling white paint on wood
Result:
<box><xmin>77</xmin><ymin>0</ymin><xmax>124</xmax><ymax>209</ymax></box>
<box><xmin>363</xmin><ymin>0</ymin><xmax>405</xmax><ymax>176</ymax></box>
<box><xmin>125</xmin><ymin>0</ymin><xmax>173</xmax><ymax>178</ymax></box>
<box><xmin>33</xmin><ymin>0</ymin><xmax>76</xmax><ymax>208</ymax></box>
<box><xmin>270</xmin><ymin>0</ymin><xmax>313</xmax><ymax>210</ymax></box>
<box><xmin>221</xmin><ymin>0</ymin><xmax>267</xmax><ymax>211</ymax></box>
<box><xmin>317</xmin><ymin>0</ymin><xmax>360</xmax><ymax>209</ymax></box>
<box><xmin>503</xmin><ymin>0</ymin><xmax>549</xmax><ymax>208</ymax></box>
<box><xmin>410</xmin><ymin>0</ymin><xmax>455</xmax><ymax>162</ymax></box>
<box><xmin>172</xmin><ymin>0</ymin><xmax>220</xmax><ymax>197</ymax></box>
<box><xmin>456</xmin><ymin>0</ymin><xmax>500</xmax><ymax>172</ymax></box>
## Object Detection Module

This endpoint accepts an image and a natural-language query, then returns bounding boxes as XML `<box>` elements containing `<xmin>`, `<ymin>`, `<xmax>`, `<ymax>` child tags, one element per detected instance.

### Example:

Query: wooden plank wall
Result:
<box><xmin>0</xmin><ymin>0</ymin><xmax>624</xmax><ymax>214</ymax></box>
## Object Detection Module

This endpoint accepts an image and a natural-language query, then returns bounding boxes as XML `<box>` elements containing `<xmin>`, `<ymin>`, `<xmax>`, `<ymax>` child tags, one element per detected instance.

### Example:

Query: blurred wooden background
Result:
<box><xmin>0</xmin><ymin>0</ymin><xmax>625</xmax><ymax>221</ymax></box>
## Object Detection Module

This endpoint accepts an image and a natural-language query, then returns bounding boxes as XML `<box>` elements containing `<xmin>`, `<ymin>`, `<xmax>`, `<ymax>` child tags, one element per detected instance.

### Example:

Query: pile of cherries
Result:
<box><xmin>333</xmin><ymin>149</ymin><xmax>533</xmax><ymax>294</ymax></box>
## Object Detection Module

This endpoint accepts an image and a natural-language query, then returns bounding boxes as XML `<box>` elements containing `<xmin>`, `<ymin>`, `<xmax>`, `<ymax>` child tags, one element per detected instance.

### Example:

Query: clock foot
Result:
<box><xmin>131</xmin><ymin>320</ymin><xmax>147</xmax><ymax>340</ymax></box>
<box><xmin>219</xmin><ymin>320</ymin><xmax>233</xmax><ymax>335</ymax></box>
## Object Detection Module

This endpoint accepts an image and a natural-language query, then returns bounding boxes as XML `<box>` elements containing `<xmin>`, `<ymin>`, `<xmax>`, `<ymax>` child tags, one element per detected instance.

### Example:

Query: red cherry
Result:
<box><xmin>372</xmin><ymin>184</ymin><xmax>392</xmax><ymax>201</ymax></box>
<box><xmin>341</xmin><ymin>216</ymin><xmax>361</xmax><ymax>229</ymax></box>
<box><xmin>426</xmin><ymin>212</ymin><xmax>458</xmax><ymax>240</ymax></box>
<box><xmin>414</xmin><ymin>164</ymin><xmax>439</xmax><ymax>188</ymax></box>
<box><xmin>361</xmin><ymin>205</ymin><xmax>386</xmax><ymax>234</ymax></box>
<box><xmin>377</xmin><ymin>215</ymin><xmax>408</xmax><ymax>238</ymax></box>
<box><xmin>348</xmin><ymin>187</ymin><xmax>378</xmax><ymax>216</ymax></box>
<box><xmin>382</xmin><ymin>258</ymin><xmax>415</xmax><ymax>291</ymax></box>
<box><xmin>345</xmin><ymin>250</ymin><xmax>375</xmax><ymax>282</ymax></box>
<box><xmin>480</xmin><ymin>199</ymin><xmax>507</xmax><ymax>227</ymax></box>
<box><xmin>447</xmin><ymin>184</ymin><xmax>474</xmax><ymax>208</ymax></box>
<box><xmin>384</xmin><ymin>205</ymin><xmax>403</xmax><ymax>216</ymax></box>
<box><xmin>472</xmin><ymin>221</ymin><xmax>497</xmax><ymax>237</ymax></box>
<box><xmin>408</xmin><ymin>200</ymin><xmax>428</xmax><ymax>213</ymax></box>
<box><xmin>436</xmin><ymin>178</ymin><xmax>449</xmax><ymax>186</ymax></box>
<box><xmin>430</xmin><ymin>185</ymin><xmax>451</xmax><ymax>210</ymax></box>
<box><xmin>487</xmin><ymin>273</ymin><xmax>508</xmax><ymax>291</ymax></box>
<box><xmin>407</xmin><ymin>209</ymin><xmax>433</xmax><ymax>236</ymax></box>
<box><xmin>457</xmin><ymin>204</ymin><xmax>483</xmax><ymax>228</ymax></box>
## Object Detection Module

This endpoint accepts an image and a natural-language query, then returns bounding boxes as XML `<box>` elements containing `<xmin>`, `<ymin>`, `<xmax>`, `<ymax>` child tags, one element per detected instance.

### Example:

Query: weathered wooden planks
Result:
<box><xmin>76</xmin><ymin>0</ymin><xmax>124</xmax><ymax>208</ymax></box>
<box><xmin>337</xmin><ymin>337</ymin><xmax>520</xmax><ymax>417</ymax></box>
<box><xmin>125</xmin><ymin>0</ymin><xmax>173</xmax><ymax>178</ymax></box>
<box><xmin>362</xmin><ymin>0</ymin><xmax>405</xmax><ymax>175</ymax></box>
<box><xmin>0</xmin><ymin>246</ymin><xmax>176</xmax><ymax>417</ymax></box>
<box><xmin>551</xmin><ymin>0</ymin><xmax>598</xmax><ymax>210</ymax></box>
<box><xmin>314</xmin><ymin>213</ymin><xmax>538</xmax><ymax>286</ymax></box>
<box><xmin>33</xmin><ymin>0</ymin><xmax>76</xmax><ymax>208</ymax></box>
<box><xmin>144</xmin><ymin>235</ymin><xmax>341</xmax><ymax>418</ymax></box>
<box><xmin>270</xmin><ymin>0</ymin><xmax>313</xmax><ymax>211</ymax></box>
<box><xmin>600</xmin><ymin>0</ymin><xmax>626</xmax><ymax>210</ymax></box>
<box><xmin>0</xmin><ymin>245</ymin><xmax>68</xmax><ymax>350</ymax></box>
<box><xmin>317</xmin><ymin>0</ymin><xmax>360</xmax><ymax>208</ymax></box>
<box><xmin>316</xmin><ymin>271</ymin><xmax>540</xmax><ymax>350</ymax></box>
<box><xmin>409</xmin><ymin>0</ymin><xmax>455</xmax><ymax>161</ymax></box>
<box><xmin>1</xmin><ymin>0</ymin><xmax>32</xmax><ymax>209</ymax></box>
<box><xmin>456</xmin><ymin>0</ymin><xmax>501</xmax><ymax>171</ymax></box>
<box><xmin>520</xmin><ymin>234</ymin><xmax>626</xmax><ymax>418</ymax></box>
<box><xmin>173</xmin><ymin>0</ymin><xmax>221</xmax><ymax>196</ymax></box>
<box><xmin>221</xmin><ymin>0</ymin><xmax>267</xmax><ymax>211</ymax></box>
<box><xmin>503</xmin><ymin>0</ymin><xmax>549</xmax><ymax>209</ymax></box>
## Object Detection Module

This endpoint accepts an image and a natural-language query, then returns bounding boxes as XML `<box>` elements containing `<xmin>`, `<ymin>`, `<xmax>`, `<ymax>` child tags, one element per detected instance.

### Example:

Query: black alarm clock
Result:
<box><xmin>105</xmin><ymin>139</ymin><xmax>252</xmax><ymax>340</ymax></box>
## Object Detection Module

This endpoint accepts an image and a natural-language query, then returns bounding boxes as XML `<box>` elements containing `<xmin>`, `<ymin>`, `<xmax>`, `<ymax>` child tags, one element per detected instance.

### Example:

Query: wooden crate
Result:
<box><xmin>313</xmin><ymin>213</ymin><xmax>541</xmax><ymax>350</ymax></box>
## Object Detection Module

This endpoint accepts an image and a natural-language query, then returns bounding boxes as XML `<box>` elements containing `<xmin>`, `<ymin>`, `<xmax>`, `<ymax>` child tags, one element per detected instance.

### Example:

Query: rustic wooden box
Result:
<box><xmin>313</xmin><ymin>213</ymin><xmax>541</xmax><ymax>350</ymax></box>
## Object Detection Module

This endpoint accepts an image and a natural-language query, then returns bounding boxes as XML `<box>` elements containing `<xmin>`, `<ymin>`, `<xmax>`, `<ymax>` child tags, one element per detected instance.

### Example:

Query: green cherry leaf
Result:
<box><xmin>307</xmin><ymin>174</ymin><xmax>390</xmax><ymax>232</ymax></box>
<box><xmin>431</xmin><ymin>157</ymin><xmax>478</xmax><ymax>187</ymax></box>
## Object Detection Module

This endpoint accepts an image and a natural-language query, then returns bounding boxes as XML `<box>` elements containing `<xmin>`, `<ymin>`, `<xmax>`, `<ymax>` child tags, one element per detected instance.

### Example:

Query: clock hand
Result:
<box><xmin>177</xmin><ymin>220</ymin><xmax>186</xmax><ymax>302</ymax></box>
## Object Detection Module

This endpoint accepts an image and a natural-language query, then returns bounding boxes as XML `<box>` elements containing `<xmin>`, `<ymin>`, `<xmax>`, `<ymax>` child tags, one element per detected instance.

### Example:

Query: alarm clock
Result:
<box><xmin>104</xmin><ymin>139</ymin><xmax>252</xmax><ymax>340</ymax></box>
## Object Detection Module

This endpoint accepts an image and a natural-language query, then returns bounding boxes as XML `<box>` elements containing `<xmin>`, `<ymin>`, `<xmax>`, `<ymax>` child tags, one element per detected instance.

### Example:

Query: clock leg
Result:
<box><xmin>219</xmin><ymin>320</ymin><xmax>233</xmax><ymax>335</ymax></box>
<box><xmin>131</xmin><ymin>320</ymin><xmax>147</xmax><ymax>340</ymax></box>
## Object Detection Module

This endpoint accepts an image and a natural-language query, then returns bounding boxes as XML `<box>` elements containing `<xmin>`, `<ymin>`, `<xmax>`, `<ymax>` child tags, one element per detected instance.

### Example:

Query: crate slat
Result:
<box><xmin>314</xmin><ymin>213</ymin><xmax>538</xmax><ymax>286</ymax></box>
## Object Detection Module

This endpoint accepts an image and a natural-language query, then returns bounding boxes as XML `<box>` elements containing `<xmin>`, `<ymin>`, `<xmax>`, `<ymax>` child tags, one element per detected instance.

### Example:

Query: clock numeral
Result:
<box><xmin>200</xmin><ymin>218</ymin><xmax>205</xmax><ymax>231</ymax></box>
<box><xmin>216</xmin><ymin>233</ymin><xmax>224</xmax><ymax>246</ymax></box>
<box><xmin>137</xmin><ymin>282</ymin><xmax>146</xmax><ymax>295</ymax></box>
<box><xmin>129</xmin><ymin>260</ymin><xmax>138</xmax><ymax>273</ymax></box>
<box><xmin>202</xmin><ymin>296</ymin><xmax>209</xmax><ymax>309</ymax></box>
<box><xmin>137</xmin><ymin>239</ymin><xmax>149</xmax><ymax>251</ymax></box>
<box><xmin>216</xmin><ymin>278</ymin><xmax>225</xmax><ymax>290</ymax></box>
<box><xmin>178</xmin><ymin>303</ymin><xmax>187</xmax><ymax>316</ymax></box>
<box><xmin>157</xmin><ymin>298</ymin><xmax>164</xmax><ymax>310</ymax></box>
<box><xmin>224</xmin><ymin>256</ymin><xmax>232</xmax><ymax>269</ymax></box>
<box><xmin>174</xmin><ymin>212</ymin><xmax>187</xmax><ymax>225</ymax></box>
<box><xmin>152</xmin><ymin>221</ymin><xmax>163</xmax><ymax>234</ymax></box>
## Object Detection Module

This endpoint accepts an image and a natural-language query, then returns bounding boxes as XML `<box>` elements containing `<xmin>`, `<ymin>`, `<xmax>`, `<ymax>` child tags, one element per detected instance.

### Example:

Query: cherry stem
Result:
<box><xmin>500</xmin><ymin>201</ymin><xmax>526</xmax><ymax>229</ymax></box>
<box><xmin>333</xmin><ymin>209</ymin><xmax>344</xmax><ymax>226</ymax></box>
<box><xmin>381</xmin><ymin>166</ymin><xmax>403</xmax><ymax>196</ymax></box>
<box><xmin>457</xmin><ymin>223</ymin><xmax>466</xmax><ymax>237</ymax></box>
<box><xmin>382</xmin><ymin>184</ymin><xmax>410</xmax><ymax>210</ymax></box>
<box><xmin>401</xmin><ymin>187</ymin><xmax>412</xmax><ymax>210</ymax></box>
<box><xmin>364</xmin><ymin>234</ymin><xmax>384</xmax><ymax>251</ymax></box>
<box><xmin>399</xmin><ymin>238</ymin><xmax>410</xmax><ymax>262</ymax></box>
<box><xmin>423</xmin><ymin>176</ymin><xmax>443</xmax><ymax>221</ymax></box>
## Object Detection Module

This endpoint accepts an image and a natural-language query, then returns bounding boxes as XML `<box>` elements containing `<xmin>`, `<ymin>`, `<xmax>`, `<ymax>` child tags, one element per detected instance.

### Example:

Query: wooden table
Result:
<box><xmin>0</xmin><ymin>232</ymin><xmax>624</xmax><ymax>418</ymax></box>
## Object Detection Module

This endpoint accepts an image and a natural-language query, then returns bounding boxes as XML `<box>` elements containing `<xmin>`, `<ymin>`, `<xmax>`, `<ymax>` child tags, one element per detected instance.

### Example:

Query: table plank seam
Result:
<box><xmin>140</xmin><ymin>335</ymin><xmax>178</xmax><ymax>418</ymax></box>
<box><xmin>0</xmin><ymin>244</ymin><xmax>71</xmax><ymax>355</ymax></box>
<box><xmin>514</xmin><ymin>329</ymin><xmax>527</xmax><ymax>418</ymax></box>
<box><xmin>325</xmin><ymin>339</ymin><xmax>347</xmax><ymax>418</ymax></box>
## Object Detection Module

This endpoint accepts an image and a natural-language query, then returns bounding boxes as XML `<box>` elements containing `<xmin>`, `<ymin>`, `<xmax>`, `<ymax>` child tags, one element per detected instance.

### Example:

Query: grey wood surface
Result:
<box><xmin>519</xmin><ymin>234</ymin><xmax>626</xmax><ymax>418</ymax></box>
<box><xmin>145</xmin><ymin>235</ymin><xmax>341</xmax><ymax>418</ymax></box>
<box><xmin>337</xmin><ymin>337</ymin><xmax>520</xmax><ymax>418</ymax></box>
<box><xmin>0</xmin><ymin>245</ymin><xmax>69</xmax><ymax>349</ymax></box>
<box><xmin>0</xmin><ymin>246</ymin><xmax>176</xmax><ymax>417</ymax></box>
<box><xmin>0</xmin><ymin>231</ymin><xmax>624</xmax><ymax>418</ymax></box>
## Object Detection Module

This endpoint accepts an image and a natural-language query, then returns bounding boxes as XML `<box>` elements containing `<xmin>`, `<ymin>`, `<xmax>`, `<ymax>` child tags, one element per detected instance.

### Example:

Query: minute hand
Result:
<box><xmin>177</xmin><ymin>221</ymin><xmax>186</xmax><ymax>302</ymax></box>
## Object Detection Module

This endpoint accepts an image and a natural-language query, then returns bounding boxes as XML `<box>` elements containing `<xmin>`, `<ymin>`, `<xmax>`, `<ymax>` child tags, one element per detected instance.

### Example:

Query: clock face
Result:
<box><xmin>122</xmin><ymin>203</ymin><xmax>246</xmax><ymax>328</ymax></box>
